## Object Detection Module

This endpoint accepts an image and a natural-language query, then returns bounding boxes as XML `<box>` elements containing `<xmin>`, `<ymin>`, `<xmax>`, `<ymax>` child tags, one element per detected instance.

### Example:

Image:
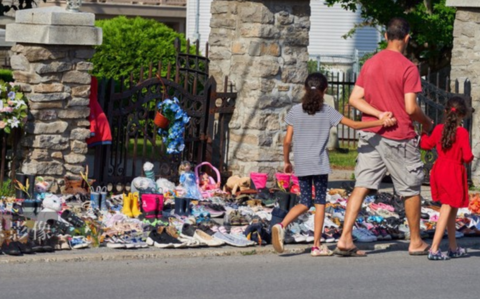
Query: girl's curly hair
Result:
<box><xmin>302</xmin><ymin>73</ymin><xmax>328</xmax><ymax>115</ymax></box>
<box><xmin>441</xmin><ymin>96</ymin><xmax>468</xmax><ymax>151</ymax></box>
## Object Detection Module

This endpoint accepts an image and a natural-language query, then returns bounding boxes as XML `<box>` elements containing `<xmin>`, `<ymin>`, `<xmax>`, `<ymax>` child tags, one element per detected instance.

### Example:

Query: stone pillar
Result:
<box><xmin>209</xmin><ymin>0</ymin><xmax>310</xmax><ymax>179</ymax></box>
<box><xmin>447</xmin><ymin>0</ymin><xmax>480</xmax><ymax>185</ymax></box>
<box><xmin>6</xmin><ymin>7</ymin><xmax>102</xmax><ymax>188</ymax></box>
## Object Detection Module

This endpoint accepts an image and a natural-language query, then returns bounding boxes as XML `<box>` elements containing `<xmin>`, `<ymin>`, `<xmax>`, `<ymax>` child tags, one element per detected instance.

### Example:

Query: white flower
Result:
<box><xmin>8</xmin><ymin>117</ymin><xmax>20</xmax><ymax>128</ymax></box>
<box><xmin>15</xmin><ymin>100</ymin><xmax>25</xmax><ymax>110</ymax></box>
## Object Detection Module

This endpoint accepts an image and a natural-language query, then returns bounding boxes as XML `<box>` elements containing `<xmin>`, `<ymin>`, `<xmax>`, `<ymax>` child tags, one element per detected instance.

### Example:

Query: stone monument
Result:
<box><xmin>6</xmin><ymin>6</ymin><xmax>102</xmax><ymax>188</ymax></box>
<box><xmin>208</xmin><ymin>0</ymin><xmax>311</xmax><ymax>179</ymax></box>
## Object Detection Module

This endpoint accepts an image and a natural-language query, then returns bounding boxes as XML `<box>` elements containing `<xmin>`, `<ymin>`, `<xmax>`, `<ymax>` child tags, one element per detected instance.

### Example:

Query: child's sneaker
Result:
<box><xmin>447</xmin><ymin>246</ymin><xmax>467</xmax><ymax>258</ymax></box>
<box><xmin>311</xmin><ymin>245</ymin><xmax>333</xmax><ymax>257</ymax></box>
<box><xmin>427</xmin><ymin>249</ymin><xmax>450</xmax><ymax>261</ymax></box>
<box><xmin>271</xmin><ymin>224</ymin><xmax>285</xmax><ymax>253</ymax></box>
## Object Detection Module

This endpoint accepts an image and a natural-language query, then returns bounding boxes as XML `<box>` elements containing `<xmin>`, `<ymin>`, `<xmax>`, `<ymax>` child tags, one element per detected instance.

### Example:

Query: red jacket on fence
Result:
<box><xmin>86</xmin><ymin>77</ymin><xmax>112</xmax><ymax>147</ymax></box>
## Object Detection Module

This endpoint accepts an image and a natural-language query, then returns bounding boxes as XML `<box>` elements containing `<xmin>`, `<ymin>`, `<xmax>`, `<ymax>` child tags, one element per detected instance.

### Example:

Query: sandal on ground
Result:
<box><xmin>333</xmin><ymin>246</ymin><xmax>367</xmax><ymax>257</ymax></box>
<box><xmin>311</xmin><ymin>245</ymin><xmax>333</xmax><ymax>257</ymax></box>
<box><xmin>428</xmin><ymin>249</ymin><xmax>450</xmax><ymax>260</ymax></box>
<box><xmin>447</xmin><ymin>246</ymin><xmax>467</xmax><ymax>258</ymax></box>
<box><xmin>409</xmin><ymin>245</ymin><xmax>431</xmax><ymax>256</ymax></box>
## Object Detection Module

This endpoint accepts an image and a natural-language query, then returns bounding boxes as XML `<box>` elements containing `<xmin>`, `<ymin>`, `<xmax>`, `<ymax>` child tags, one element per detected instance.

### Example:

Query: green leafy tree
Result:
<box><xmin>91</xmin><ymin>16</ymin><xmax>191</xmax><ymax>81</ymax></box>
<box><xmin>325</xmin><ymin>0</ymin><xmax>456</xmax><ymax>72</ymax></box>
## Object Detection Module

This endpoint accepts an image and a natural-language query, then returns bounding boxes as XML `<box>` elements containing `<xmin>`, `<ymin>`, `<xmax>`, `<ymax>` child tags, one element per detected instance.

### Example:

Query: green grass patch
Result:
<box><xmin>127</xmin><ymin>137</ymin><xmax>164</xmax><ymax>157</ymax></box>
<box><xmin>329</xmin><ymin>147</ymin><xmax>357</xmax><ymax>170</ymax></box>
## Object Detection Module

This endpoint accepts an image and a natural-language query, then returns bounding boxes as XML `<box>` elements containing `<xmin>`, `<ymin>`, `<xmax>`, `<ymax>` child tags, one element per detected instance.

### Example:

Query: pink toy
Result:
<box><xmin>195</xmin><ymin>162</ymin><xmax>221</xmax><ymax>198</ymax></box>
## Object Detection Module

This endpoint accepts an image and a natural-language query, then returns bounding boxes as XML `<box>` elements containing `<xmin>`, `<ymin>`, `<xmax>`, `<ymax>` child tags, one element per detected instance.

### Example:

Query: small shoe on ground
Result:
<box><xmin>193</xmin><ymin>229</ymin><xmax>225</xmax><ymax>247</ymax></box>
<box><xmin>311</xmin><ymin>245</ymin><xmax>333</xmax><ymax>257</ymax></box>
<box><xmin>447</xmin><ymin>246</ymin><xmax>467</xmax><ymax>258</ymax></box>
<box><xmin>212</xmin><ymin>232</ymin><xmax>251</xmax><ymax>247</ymax></box>
<box><xmin>271</xmin><ymin>224</ymin><xmax>285</xmax><ymax>253</ymax></box>
<box><xmin>70</xmin><ymin>236</ymin><xmax>90</xmax><ymax>249</ymax></box>
<box><xmin>427</xmin><ymin>249</ymin><xmax>450</xmax><ymax>261</ymax></box>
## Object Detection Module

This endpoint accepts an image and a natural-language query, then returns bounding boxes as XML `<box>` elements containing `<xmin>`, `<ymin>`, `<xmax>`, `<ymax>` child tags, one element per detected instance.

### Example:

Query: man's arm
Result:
<box><xmin>349</xmin><ymin>85</ymin><xmax>396</xmax><ymax>126</ymax></box>
<box><xmin>404</xmin><ymin>92</ymin><xmax>432</xmax><ymax>133</ymax></box>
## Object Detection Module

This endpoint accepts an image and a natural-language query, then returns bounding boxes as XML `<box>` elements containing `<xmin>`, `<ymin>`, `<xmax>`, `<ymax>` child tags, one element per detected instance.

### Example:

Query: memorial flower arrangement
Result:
<box><xmin>0</xmin><ymin>82</ymin><xmax>28</xmax><ymax>134</ymax></box>
<box><xmin>156</xmin><ymin>97</ymin><xmax>190</xmax><ymax>154</ymax></box>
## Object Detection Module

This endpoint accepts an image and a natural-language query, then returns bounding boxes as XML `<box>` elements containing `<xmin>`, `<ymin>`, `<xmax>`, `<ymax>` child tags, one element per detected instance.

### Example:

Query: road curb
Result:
<box><xmin>1</xmin><ymin>238</ymin><xmax>480</xmax><ymax>264</ymax></box>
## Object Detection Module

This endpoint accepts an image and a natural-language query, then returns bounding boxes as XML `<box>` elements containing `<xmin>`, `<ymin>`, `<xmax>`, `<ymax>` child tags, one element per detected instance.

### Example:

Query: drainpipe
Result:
<box><xmin>192</xmin><ymin>0</ymin><xmax>200</xmax><ymax>42</ymax></box>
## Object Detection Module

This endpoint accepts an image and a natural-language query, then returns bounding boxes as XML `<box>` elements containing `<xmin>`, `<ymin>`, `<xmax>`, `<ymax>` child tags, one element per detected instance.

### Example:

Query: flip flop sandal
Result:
<box><xmin>333</xmin><ymin>246</ymin><xmax>367</xmax><ymax>257</ymax></box>
<box><xmin>409</xmin><ymin>245</ymin><xmax>431</xmax><ymax>256</ymax></box>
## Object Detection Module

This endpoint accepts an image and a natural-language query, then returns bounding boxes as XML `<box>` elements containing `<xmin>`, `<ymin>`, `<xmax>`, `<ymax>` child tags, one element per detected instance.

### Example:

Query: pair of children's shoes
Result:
<box><xmin>428</xmin><ymin>246</ymin><xmax>467</xmax><ymax>260</ymax></box>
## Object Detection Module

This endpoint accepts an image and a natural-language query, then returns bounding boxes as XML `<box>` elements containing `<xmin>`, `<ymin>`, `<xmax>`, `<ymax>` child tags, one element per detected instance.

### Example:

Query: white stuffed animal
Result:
<box><xmin>42</xmin><ymin>194</ymin><xmax>62</xmax><ymax>212</ymax></box>
<box><xmin>156</xmin><ymin>178</ymin><xmax>176</xmax><ymax>194</ymax></box>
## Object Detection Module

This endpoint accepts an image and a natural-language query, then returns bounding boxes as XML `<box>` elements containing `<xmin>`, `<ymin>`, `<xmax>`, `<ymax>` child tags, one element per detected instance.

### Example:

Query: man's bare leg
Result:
<box><xmin>404</xmin><ymin>195</ymin><xmax>429</xmax><ymax>252</ymax></box>
<box><xmin>336</xmin><ymin>187</ymin><xmax>369</xmax><ymax>254</ymax></box>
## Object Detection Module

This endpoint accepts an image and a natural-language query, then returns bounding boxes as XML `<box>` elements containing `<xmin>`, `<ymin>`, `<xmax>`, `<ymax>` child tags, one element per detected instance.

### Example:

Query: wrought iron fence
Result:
<box><xmin>92</xmin><ymin>39</ymin><xmax>236</xmax><ymax>188</ymax></box>
<box><xmin>0</xmin><ymin>129</ymin><xmax>21</xmax><ymax>187</ymax></box>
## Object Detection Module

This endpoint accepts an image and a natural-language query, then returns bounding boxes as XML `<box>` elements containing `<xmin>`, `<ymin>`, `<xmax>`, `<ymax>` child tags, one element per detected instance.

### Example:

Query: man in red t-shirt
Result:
<box><xmin>334</xmin><ymin>17</ymin><xmax>432</xmax><ymax>257</ymax></box>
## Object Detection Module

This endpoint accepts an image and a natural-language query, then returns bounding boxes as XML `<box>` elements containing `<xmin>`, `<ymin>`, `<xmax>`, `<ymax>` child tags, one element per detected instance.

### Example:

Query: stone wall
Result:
<box><xmin>6</xmin><ymin>6</ymin><xmax>102</xmax><ymax>190</ymax></box>
<box><xmin>10</xmin><ymin>44</ymin><xmax>93</xmax><ymax>185</ymax></box>
<box><xmin>209</xmin><ymin>0</ymin><xmax>310</xmax><ymax>179</ymax></box>
<box><xmin>448</xmin><ymin>2</ymin><xmax>480</xmax><ymax>185</ymax></box>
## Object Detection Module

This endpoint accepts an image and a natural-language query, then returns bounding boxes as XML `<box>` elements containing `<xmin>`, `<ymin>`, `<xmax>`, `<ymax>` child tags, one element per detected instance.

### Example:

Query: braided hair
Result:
<box><xmin>441</xmin><ymin>96</ymin><xmax>467</xmax><ymax>151</ymax></box>
<box><xmin>302</xmin><ymin>73</ymin><xmax>328</xmax><ymax>115</ymax></box>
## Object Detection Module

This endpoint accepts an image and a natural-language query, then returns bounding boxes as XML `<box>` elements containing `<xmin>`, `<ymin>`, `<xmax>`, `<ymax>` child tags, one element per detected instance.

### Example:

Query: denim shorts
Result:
<box><xmin>298</xmin><ymin>174</ymin><xmax>328</xmax><ymax>208</ymax></box>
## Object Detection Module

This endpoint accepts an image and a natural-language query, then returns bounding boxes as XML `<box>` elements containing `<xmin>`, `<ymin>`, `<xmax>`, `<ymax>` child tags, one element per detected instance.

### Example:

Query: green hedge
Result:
<box><xmin>0</xmin><ymin>69</ymin><xmax>13</xmax><ymax>82</ymax></box>
<box><xmin>91</xmin><ymin>16</ymin><xmax>192</xmax><ymax>82</ymax></box>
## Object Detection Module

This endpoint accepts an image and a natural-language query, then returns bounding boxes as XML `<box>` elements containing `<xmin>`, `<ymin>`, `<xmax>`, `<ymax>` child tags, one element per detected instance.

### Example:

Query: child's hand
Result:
<box><xmin>379</xmin><ymin>111</ymin><xmax>397</xmax><ymax>127</ymax></box>
<box><xmin>284</xmin><ymin>163</ymin><xmax>293</xmax><ymax>174</ymax></box>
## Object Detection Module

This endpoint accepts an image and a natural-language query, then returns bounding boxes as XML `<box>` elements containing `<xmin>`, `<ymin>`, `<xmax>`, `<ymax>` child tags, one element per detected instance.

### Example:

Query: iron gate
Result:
<box><xmin>92</xmin><ymin>39</ymin><xmax>236</xmax><ymax>188</ymax></box>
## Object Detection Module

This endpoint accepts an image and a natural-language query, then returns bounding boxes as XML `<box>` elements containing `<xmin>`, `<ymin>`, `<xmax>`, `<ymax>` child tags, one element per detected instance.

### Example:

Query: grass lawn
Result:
<box><xmin>328</xmin><ymin>147</ymin><xmax>357</xmax><ymax>170</ymax></box>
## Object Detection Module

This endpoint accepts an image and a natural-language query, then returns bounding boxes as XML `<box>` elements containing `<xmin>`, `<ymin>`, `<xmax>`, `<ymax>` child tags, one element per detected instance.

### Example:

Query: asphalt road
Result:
<box><xmin>1</xmin><ymin>248</ymin><xmax>479</xmax><ymax>299</ymax></box>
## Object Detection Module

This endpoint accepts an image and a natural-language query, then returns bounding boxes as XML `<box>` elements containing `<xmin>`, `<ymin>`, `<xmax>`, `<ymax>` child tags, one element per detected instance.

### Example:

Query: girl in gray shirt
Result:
<box><xmin>272</xmin><ymin>72</ymin><xmax>392</xmax><ymax>256</ymax></box>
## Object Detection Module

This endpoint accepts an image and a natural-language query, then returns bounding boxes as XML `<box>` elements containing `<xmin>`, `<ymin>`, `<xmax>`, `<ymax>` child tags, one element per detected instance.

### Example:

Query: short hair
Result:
<box><xmin>386</xmin><ymin>17</ymin><xmax>410</xmax><ymax>41</ymax></box>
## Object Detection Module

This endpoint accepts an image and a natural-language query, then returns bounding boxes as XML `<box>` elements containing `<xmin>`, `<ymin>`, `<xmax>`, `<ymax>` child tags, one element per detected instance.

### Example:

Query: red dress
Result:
<box><xmin>420</xmin><ymin>124</ymin><xmax>474</xmax><ymax>208</ymax></box>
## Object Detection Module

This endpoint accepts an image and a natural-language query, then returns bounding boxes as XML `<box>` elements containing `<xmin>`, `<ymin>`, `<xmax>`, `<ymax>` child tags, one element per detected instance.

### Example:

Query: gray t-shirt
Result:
<box><xmin>285</xmin><ymin>104</ymin><xmax>343</xmax><ymax>176</ymax></box>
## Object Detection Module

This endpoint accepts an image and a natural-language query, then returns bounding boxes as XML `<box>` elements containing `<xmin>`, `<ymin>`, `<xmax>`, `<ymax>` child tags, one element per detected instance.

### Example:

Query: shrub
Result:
<box><xmin>91</xmin><ymin>16</ymin><xmax>191</xmax><ymax>81</ymax></box>
<box><xmin>0</xmin><ymin>69</ymin><xmax>13</xmax><ymax>82</ymax></box>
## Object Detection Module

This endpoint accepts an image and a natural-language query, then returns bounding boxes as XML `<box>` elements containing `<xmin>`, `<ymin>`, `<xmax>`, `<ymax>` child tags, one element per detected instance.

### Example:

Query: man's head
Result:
<box><xmin>385</xmin><ymin>17</ymin><xmax>410</xmax><ymax>41</ymax></box>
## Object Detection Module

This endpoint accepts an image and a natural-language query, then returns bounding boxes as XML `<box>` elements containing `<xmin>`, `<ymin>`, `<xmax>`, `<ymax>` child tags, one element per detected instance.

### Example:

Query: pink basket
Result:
<box><xmin>291</xmin><ymin>174</ymin><xmax>299</xmax><ymax>185</ymax></box>
<box><xmin>275</xmin><ymin>173</ymin><xmax>291</xmax><ymax>189</ymax></box>
<box><xmin>250</xmin><ymin>172</ymin><xmax>268</xmax><ymax>189</ymax></box>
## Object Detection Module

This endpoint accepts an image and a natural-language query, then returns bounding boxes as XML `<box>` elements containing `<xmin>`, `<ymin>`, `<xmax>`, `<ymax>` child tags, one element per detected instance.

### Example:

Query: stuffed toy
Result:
<box><xmin>42</xmin><ymin>194</ymin><xmax>62</xmax><ymax>212</ymax></box>
<box><xmin>156</xmin><ymin>178</ymin><xmax>176</xmax><ymax>194</ymax></box>
<box><xmin>224</xmin><ymin>175</ymin><xmax>251</xmax><ymax>195</ymax></box>
<box><xmin>131</xmin><ymin>162</ymin><xmax>158</xmax><ymax>194</ymax></box>
<box><xmin>179</xmin><ymin>171</ymin><xmax>202</xmax><ymax>200</ymax></box>
<box><xmin>35</xmin><ymin>177</ymin><xmax>51</xmax><ymax>201</ymax></box>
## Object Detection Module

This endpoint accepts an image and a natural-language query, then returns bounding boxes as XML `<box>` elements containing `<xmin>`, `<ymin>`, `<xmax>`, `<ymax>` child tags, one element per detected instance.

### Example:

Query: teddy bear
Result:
<box><xmin>224</xmin><ymin>175</ymin><xmax>251</xmax><ymax>195</ymax></box>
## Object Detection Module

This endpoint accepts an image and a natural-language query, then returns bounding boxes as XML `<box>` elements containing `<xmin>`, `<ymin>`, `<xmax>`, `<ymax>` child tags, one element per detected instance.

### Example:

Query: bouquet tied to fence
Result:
<box><xmin>156</xmin><ymin>97</ymin><xmax>190</xmax><ymax>154</ymax></box>
<box><xmin>0</xmin><ymin>81</ymin><xmax>28</xmax><ymax>134</ymax></box>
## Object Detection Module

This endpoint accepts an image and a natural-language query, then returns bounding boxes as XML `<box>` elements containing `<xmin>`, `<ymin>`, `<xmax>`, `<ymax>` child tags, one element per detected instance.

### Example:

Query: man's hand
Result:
<box><xmin>421</xmin><ymin>117</ymin><xmax>434</xmax><ymax>134</ymax></box>
<box><xmin>378</xmin><ymin>111</ymin><xmax>397</xmax><ymax>127</ymax></box>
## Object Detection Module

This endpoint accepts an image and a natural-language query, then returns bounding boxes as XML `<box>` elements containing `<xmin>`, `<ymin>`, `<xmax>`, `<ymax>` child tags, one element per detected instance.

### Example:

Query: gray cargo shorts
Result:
<box><xmin>354</xmin><ymin>131</ymin><xmax>424</xmax><ymax>197</ymax></box>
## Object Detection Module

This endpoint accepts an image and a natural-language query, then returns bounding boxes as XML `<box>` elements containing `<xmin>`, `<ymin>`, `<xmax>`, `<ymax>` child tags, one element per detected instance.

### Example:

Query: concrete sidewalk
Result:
<box><xmin>1</xmin><ymin>237</ymin><xmax>480</xmax><ymax>264</ymax></box>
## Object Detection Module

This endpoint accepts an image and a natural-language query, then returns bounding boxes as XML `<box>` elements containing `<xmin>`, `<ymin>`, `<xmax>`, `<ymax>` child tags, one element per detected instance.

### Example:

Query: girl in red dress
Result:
<box><xmin>420</xmin><ymin>96</ymin><xmax>474</xmax><ymax>260</ymax></box>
